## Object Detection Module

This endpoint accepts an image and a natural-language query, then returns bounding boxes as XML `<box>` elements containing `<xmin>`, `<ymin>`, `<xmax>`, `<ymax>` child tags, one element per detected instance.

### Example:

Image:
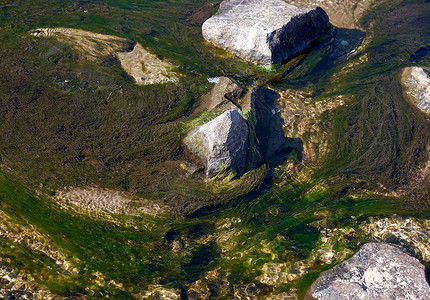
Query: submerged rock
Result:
<box><xmin>360</xmin><ymin>216</ymin><xmax>430</xmax><ymax>263</ymax></box>
<box><xmin>402</xmin><ymin>66</ymin><xmax>430</xmax><ymax>114</ymax></box>
<box><xmin>207</xmin><ymin>77</ymin><xmax>244</xmax><ymax>111</ymax></box>
<box><xmin>143</xmin><ymin>286</ymin><xmax>179</xmax><ymax>300</ymax></box>
<box><xmin>32</xmin><ymin>28</ymin><xmax>177</xmax><ymax>85</ymax></box>
<box><xmin>202</xmin><ymin>0</ymin><xmax>330</xmax><ymax>65</ymax></box>
<box><xmin>306</xmin><ymin>243</ymin><xmax>430</xmax><ymax>300</ymax></box>
<box><xmin>184</xmin><ymin>110</ymin><xmax>248</xmax><ymax>177</ymax></box>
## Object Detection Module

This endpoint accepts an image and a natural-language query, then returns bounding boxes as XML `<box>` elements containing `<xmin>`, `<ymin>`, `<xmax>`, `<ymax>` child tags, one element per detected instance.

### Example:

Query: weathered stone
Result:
<box><xmin>264</xmin><ymin>290</ymin><xmax>298</xmax><ymax>300</ymax></box>
<box><xmin>184</xmin><ymin>110</ymin><xmax>248</xmax><ymax>177</ymax></box>
<box><xmin>207</xmin><ymin>77</ymin><xmax>244</xmax><ymax>111</ymax></box>
<box><xmin>360</xmin><ymin>216</ymin><xmax>430</xmax><ymax>263</ymax></box>
<box><xmin>143</xmin><ymin>286</ymin><xmax>179</xmax><ymax>300</ymax></box>
<box><xmin>234</xmin><ymin>283</ymin><xmax>260</xmax><ymax>299</ymax></box>
<box><xmin>305</xmin><ymin>243</ymin><xmax>430</xmax><ymax>300</ymax></box>
<box><xmin>56</xmin><ymin>187</ymin><xmax>169</xmax><ymax>216</ymax></box>
<box><xmin>202</xmin><ymin>0</ymin><xmax>330</xmax><ymax>65</ymax></box>
<box><xmin>32</xmin><ymin>28</ymin><xmax>177</xmax><ymax>85</ymax></box>
<box><xmin>402</xmin><ymin>66</ymin><xmax>430</xmax><ymax>114</ymax></box>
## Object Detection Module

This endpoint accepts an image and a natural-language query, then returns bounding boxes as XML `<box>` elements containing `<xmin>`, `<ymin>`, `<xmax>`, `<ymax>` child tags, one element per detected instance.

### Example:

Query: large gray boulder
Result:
<box><xmin>306</xmin><ymin>243</ymin><xmax>430</xmax><ymax>300</ymax></box>
<box><xmin>184</xmin><ymin>110</ymin><xmax>248</xmax><ymax>177</ymax></box>
<box><xmin>202</xmin><ymin>0</ymin><xmax>330</xmax><ymax>65</ymax></box>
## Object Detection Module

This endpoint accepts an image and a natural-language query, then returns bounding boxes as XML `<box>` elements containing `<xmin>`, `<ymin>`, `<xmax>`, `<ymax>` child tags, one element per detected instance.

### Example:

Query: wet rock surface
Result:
<box><xmin>251</xmin><ymin>87</ymin><xmax>345</xmax><ymax>169</ymax></box>
<box><xmin>142</xmin><ymin>286</ymin><xmax>179</xmax><ymax>300</ymax></box>
<box><xmin>233</xmin><ymin>283</ymin><xmax>261</xmax><ymax>299</ymax></box>
<box><xmin>184</xmin><ymin>110</ymin><xmax>248</xmax><ymax>177</ymax></box>
<box><xmin>205</xmin><ymin>77</ymin><xmax>244</xmax><ymax>111</ymax></box>
<box><xmin>116</xmin><ymin>43</ymin><xmax>177</xmax><ymax>85</ymax></box>
<box><xmin>0</xmin><ymin>266</ymin><xmax>56</xmax><ymax>300</ymax></box>
<box><xmin>202</xmin><ymin>0</ymin><xmax>330</xmax><ymax>65</ymax></box>
<box><xmin>306</xmin><ymin>243</ymin><xmax>430</xmax><ymax>300</ymax></box>
<box><xmin>360</xmin><ymin>216</ymin><xmax>430</xmax><ymax>263</ymax></box>
<box><xmin>264</xmin><ymin>291</ymin><xmax>298</xmax><ymax>300</ymax></box>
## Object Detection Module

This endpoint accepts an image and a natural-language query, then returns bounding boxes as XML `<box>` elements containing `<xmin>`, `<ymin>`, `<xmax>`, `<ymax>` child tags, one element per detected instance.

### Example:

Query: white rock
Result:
<box><xmin>202</xmin><ymin>0</ymin><xmax>330</xmax><ymax>65</ymax></box>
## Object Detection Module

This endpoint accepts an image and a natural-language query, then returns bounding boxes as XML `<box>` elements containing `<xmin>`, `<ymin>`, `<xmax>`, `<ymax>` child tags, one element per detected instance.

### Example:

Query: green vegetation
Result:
<box><xmin>0</xmin><ymin>0</ymin><xmax>430</xmax><ymax>298</ymax></box>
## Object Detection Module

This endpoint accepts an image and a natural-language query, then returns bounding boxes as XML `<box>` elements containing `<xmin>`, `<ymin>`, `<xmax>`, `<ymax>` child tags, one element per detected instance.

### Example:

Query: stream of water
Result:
<box><xmin>0</xmin><ymin>0</ymin><xmax>430</xmax><ymax>298</ymax></box>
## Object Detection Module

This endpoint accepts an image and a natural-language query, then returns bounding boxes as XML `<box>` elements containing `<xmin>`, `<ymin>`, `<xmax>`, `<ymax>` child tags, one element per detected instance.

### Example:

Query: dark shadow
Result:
<box><xmin>188</xmin><ymin>222</ymin><xmax>215</xmax><ymax>239</ymax></box>
<box><xmin>162</xmin><ymin>223</ymin><xmax>215</xmax><ymax>247</ymax></box>
<box><xmin>280</xmin><ymin>223</ymin><xmax>320</xmax><ymax>259</ymax></box>
<box><xmin>410</xmin><ymin>45</ymin><xmax>430</xmax><ymax>62</ymax></box>
<box><xmin>252</xmin><ymin>87</ymin><xmax>303</xmax><ymax>169</ymax></box>
<box><xmin>181</xmin><ymin>241</ymin><xmax>220</xmax><ymax>282</ymax></box>
<box><xmin>162</xmin><ymin>229</ymin><xmax>181</xmax><ymax>247</ymax></box>
<box><xmin>225</xmin><ymin>94</ymin><xmax>243</xmax><ymax>111</ymax></box>
<box><xmin>279</xmin><ymin>27</ymin><xmax>365</xmax><ymax>90</ymax></box>
<box><xmin>426</xmin><ymin>267</ymin><xmax>430</xmax><ymax>285</ymax></box>
<box><xmin>183</xmin><ymin>2</ymin><xmax>220</xmax><ymax>27</ymax></box>
<box><xmin>187</xmin><ymin>204</ymin><xmax>222</xmax><ymax>218</ymax></box>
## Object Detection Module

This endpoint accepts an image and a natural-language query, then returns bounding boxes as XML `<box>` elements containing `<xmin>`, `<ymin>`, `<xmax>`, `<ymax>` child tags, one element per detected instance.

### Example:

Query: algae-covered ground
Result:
<box><xmin>0</xmin><ymin>0</ymin><xmax>430</xmax><ymax>298</ymax></box>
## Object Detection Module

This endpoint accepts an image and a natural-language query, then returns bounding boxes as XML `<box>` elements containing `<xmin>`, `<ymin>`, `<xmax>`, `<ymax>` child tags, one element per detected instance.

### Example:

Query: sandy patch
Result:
<box><xmin>32</xmin><ymin>27</ymin><xmax>178</xmax><ymax>85</ymax></box>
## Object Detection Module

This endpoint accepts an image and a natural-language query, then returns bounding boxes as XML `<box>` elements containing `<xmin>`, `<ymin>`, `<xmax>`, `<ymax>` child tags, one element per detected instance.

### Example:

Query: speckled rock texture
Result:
<box><xmin>305</xmin><ymin>243</ymin><xmax>430</xmax><ymax>300</ymax></box>
<box><xmin>402</xmin><ymin>66</ymin><xmax>430</xmax><ymax>114</ymax></box>
<box><xmin>184</xmin><ymin>110</ymin><xmax>248</xmax><ymax>177</ymax></box>
<box><xmin>202</xmin><ymin>0</ymin><xmax>330</xmax><ymax>65</ymax></box>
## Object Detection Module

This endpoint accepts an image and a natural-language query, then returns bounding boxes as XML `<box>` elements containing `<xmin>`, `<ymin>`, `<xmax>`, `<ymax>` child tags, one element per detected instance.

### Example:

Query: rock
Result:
<box><xmin>207</xmin><ymin>77</ymin><xmax>244</xmax><ymax>111</ymax></box>
<box><xmin>116</xmin><ymin>43</ymin><xmax>178</xmax><ymax>85</ymax></box>
<box><xmin>402</xmin><ymin>66</ymin><xmax>430</xmax><ymax>114</ymax></box>
<box><xmin>234</xmin><ymin>283</ymin><xmax>261</xmax><ymax>299</ymax></box>
<box><xmin>143</xmin><ymin>286</ymin><xmax>179</xmax><ymax>300</ymax></box>
<box><xmin>184</xmin><ymin>110</ymin><xmax>248</xmax><ymax>177</ymax></box>
<box><xmin>0</xmin><ymin>266</ymin><xmax>56</xmax><ymax>300</ymax></box>
<box><xmin>359</xmin><ymin>216</ymin><xmax>430</xmax><ymax>263</ymax></box>
<box><xmin>305</xmin><ymin>243</ymin><xmax>430</xmax><ymax>300</ymax></box>
<box><xmin>56</xmin><ymin>187</ymin><xmax>169</xmax><ymax>216</ymax></box>
<box><xmin>264</xmin><ymin>290</ymin><xmax>298</xmax><ymax>300</ymax></box>
<box><xmin>187</xmin><ymin>287</ymin><xmax>210</xmax><ymax>300</ymax></box>
<box><xmin>32</xmin><ymin>28</ymin><xmax>177</xmax><ymax>85</ymax></box>
<box><xmin>202</xmin><ymin>0</ymin><xmax>330</xmax><ymax>65</ymax></box>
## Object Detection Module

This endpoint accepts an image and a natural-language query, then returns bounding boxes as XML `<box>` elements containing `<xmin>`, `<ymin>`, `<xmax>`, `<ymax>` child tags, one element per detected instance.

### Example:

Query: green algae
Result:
<box><xmin>0</xmin><ymin>0</ymin><xmax>430</xmax><ymax>298</ymax></box>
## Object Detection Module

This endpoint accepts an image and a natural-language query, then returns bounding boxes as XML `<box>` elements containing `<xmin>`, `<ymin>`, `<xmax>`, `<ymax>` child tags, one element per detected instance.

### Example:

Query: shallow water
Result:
<box><xmin>0</xmin><ymin>0</ymin><xmax>430</xmax><ymax>298</ymax></box>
